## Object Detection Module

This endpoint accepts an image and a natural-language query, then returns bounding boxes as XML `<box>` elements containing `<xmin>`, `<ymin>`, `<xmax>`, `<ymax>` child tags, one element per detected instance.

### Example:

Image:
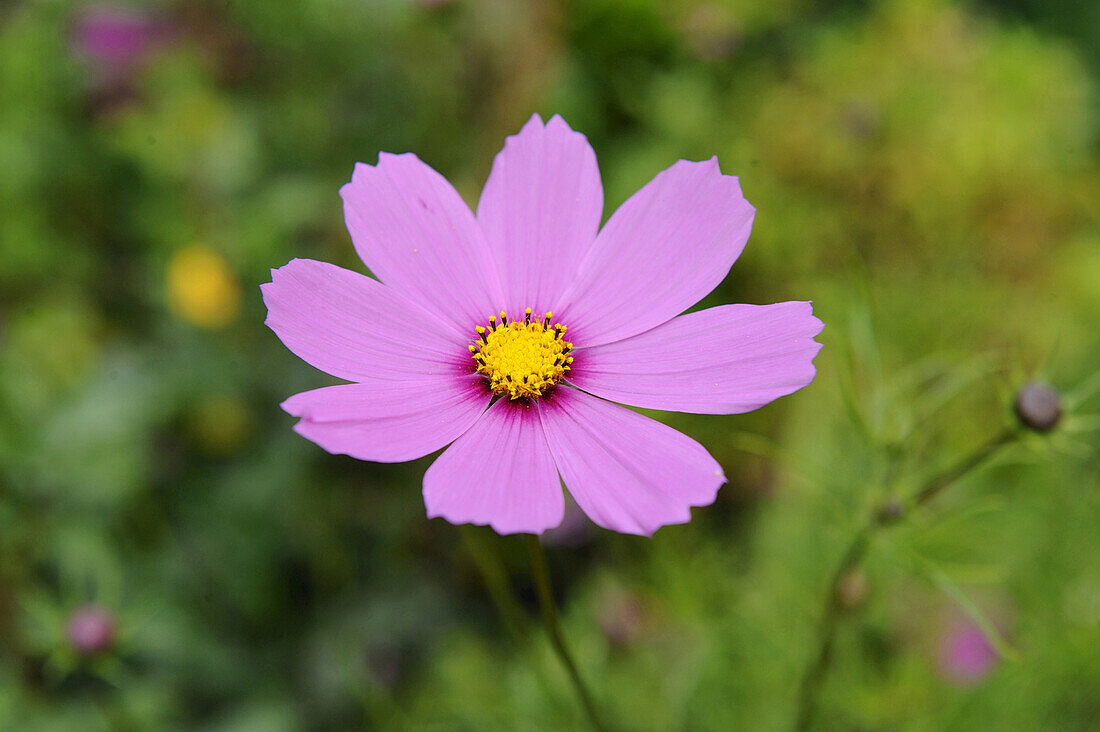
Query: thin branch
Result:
<box><xmin>526</xmin><ymin>534</ymin><xmax>606</xmax><ymax>732</ymax></box>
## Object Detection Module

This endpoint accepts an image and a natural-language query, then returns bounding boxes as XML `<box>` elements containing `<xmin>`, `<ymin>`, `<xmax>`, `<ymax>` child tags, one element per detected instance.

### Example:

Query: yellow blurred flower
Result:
<box><xmin>167</xmin><ymin>245</ymin><xmax>240</xmax><ymax>328</ymax></box>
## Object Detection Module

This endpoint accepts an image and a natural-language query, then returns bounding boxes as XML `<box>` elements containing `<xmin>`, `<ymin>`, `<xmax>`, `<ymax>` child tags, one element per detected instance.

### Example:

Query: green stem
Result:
<box><xmin>793</xmin><ymin>427</ymin><xmax>1020</xmax><ymax>731</ymax></box>
<box><xmin>459</xmin><ymin>526</ymin><xmax>529</xmax><ymax>640</ymax></box>
<box><xmin>911</xmin><ymin>428</ymin><xmax>1018</xmax><ymax>508</ymax></box>
<box><xmin>525</xmin><ymin>535</ymin><xmax>606</xmax><ymax>732</ymax></box>
<box><xmin>793</xmin><ymin>530</ymin><xmax>870</xmax><ymax>732</ymax></box>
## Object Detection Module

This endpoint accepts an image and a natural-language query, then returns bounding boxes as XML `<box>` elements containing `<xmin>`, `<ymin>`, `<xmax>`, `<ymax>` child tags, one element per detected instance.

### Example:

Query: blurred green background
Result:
<box><xmin>1</xmin><ymin>0</ymin><xmax>1098</xmax><ymax>729</ymax></box>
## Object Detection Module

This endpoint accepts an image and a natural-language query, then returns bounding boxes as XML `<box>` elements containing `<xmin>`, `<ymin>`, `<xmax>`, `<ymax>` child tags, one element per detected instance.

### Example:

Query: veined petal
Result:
<box><xmin>537</xmin><ymin>388</ymin><xmax>725</xmax><ymax>536</ymax></box>
<box><xmin>570</xmin><ymin>302</ymin><xmax>824</xmax><ymax>414</ymax></box>
<box><xmin>477</xmin><ymin>114</ymin><xmax>603</xmax><ymax>316</ymax></box>
<box><xmin>283</xmin><ymin>376</ymin><xmax>490</xmax><ymax>463</ymax></box>
<box><xmin>423</xmin><ymin>399</ymin><xmax>564</xmax><ymax>534</ymax></box>
<box><xmin>262</xmin><ymin>258</ymin><xmax>469</xmax><ymax>382</ymax></box>
<box><xmin>341</xmin><ymin>153</ymin><xmax>504</xmax><ymax>332</ymax></box>
<box><xmin>554</xmin><ymin>158</ymin><xmax>754</xmax><ymax>347</ymax></box>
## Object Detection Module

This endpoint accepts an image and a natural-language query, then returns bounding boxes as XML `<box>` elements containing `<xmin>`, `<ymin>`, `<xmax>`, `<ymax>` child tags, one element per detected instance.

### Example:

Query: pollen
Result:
<box><xmin>470</xmin><ymin>308</ymin><xmax>573</xmax><ymax>400</ymax></box>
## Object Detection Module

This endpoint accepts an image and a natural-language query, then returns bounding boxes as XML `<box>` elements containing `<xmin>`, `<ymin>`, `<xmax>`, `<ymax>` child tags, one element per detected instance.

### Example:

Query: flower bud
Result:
<box><xmin>835</xmin><ymin>569</ymin><xmax>869</xmax><ymax>612</ymax></box>
<box><xmin>597</xmin><ymin>590</ymin><xmax>646</xmax><ymax>650</ymax></box>
<box><xmin>1014</xmin><ymin>382</ymin><xmax>1062</xmax><ymax>432</ymax></box>
<box><xmin>876</xmin><ymin>498</ymin><xmax>905</xmax><ymax>525</ymax></box>
<box><xmin>66</xmin><ymin>605</ymin><xmax>116</xmax><ymax>656</ymax></box>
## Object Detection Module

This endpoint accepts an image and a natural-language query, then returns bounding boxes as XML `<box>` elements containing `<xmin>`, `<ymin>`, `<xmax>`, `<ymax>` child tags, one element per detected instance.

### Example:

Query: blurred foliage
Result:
<box><xmin>0</xmin><ymin>0</ymin><xmax>1097</xmax><ymax>729</ymax></box>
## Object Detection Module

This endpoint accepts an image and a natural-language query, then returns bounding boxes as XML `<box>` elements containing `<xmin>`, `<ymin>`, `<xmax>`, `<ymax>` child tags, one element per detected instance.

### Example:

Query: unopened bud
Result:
<box><xmin>1014</xmin><ymin>382</ymin><xmax>1062</xmax><ymax>432</ymax></box>
<box><xmin>835</xmin><ymin>569</ymin><xmax>869</xmax><ymax>612</ymax></box>
<box><xmin>66</xmin><ymin>605</ymin><xmax>116</xmax><ymax>656</ymax></box>
<box><xmin>877</xmin><ymin>498</ymin><xmax>905</xmax><ymax>525</ymax></box>
<box><xmin>598</xmin><ymin>590</ymin><xmax>646</xmax><ymax>650</ymax></box>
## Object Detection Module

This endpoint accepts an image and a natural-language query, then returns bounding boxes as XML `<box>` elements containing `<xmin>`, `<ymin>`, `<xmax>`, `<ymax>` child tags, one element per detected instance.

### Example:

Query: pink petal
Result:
<box><xmin>262</xmin><ymin>258</ymin><xmax>470</xmax><ymax>382</ymax></box>
<box><xmin>283</xmin><ymin>376</ymin><xmax>489</xmax><ymax>463</ymax></box>
<box><xmin>537</xmin><ymin>388</ymin><xmax>726</xmax><ymax>536</ymax></box>
<box><xmin>569</xmin><ymin>302</ymin><xmax>824</xmax><ymax>414</ymax></box>
<box><xmin>476</xmin><ymin>114</ymin><xmax>603</xmax><ymax>316</ymax></box>
<box><xmin>423</xmin><ymin>399</ymin><xmax>564</xmax><ymax>534</ymax></box>
<box><xmin>554</xmin><ymin>158</ymin><xmax>754</xmax><ymax>347</ymax></box>
<box><xmin>341</xmin><ymin>153</ymin><xmax>504</xmax><ymax>333</ymax></box>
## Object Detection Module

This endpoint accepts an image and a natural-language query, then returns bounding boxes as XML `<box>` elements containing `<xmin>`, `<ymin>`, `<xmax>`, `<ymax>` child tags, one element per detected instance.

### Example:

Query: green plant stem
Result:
<box><xmin>912</xmin><ymin>428</ymin><xmax>1018</xmax><ymax>508</ymax></box>
<box><xmin>793</xmin><ymin>530</ymin><xmax>870</xmax><ymax>732</ymax></box>
<box><xmin>525</xmin><ymin>534</ymin><xmax>606</xmax><ymax>732</ymax></box>
<box><xmin>459</xmin><ymin>526</ymin><xmax>529</xmax><ymax>640</ymax></box>
<box><xmin>793</xmin><ymin>427</ymin><xmax>1019</xmax><ymax>731</ymax></box>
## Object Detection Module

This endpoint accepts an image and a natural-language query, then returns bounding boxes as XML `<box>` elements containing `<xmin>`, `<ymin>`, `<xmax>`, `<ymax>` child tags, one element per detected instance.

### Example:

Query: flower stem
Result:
<box><xmin>793</xmin><ymin>427</ymin><xmax>1019</xmax><ymax>731</ymax></box>
<box><xmin>459</xmin><ymin>525</ymin><xmax>530</xmax><ymax>640</ymax></box>
<box><xmin>793</xmin><ymin>529</ymin><xmax>870</xmax><ymax>732</ymax></box>
<box><xmin>911</xmin><ymin>428</ymin><xmax>1017</xmax><ymax>508</ymax></box>
<box><xmin>525</xmin><ymin>534</ymin><xmax>606</xmax><ymax>732</ymax></box>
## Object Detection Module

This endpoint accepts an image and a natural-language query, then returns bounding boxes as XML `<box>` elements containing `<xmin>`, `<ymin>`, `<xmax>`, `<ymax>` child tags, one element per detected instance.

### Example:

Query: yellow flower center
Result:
<box><xmin>470</xmin><ymin>308</ymin><xmax>573</xmax><ymax>400</ymax></box>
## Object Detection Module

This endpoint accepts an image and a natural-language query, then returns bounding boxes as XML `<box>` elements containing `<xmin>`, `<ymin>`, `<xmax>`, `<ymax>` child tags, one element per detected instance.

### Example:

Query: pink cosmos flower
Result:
<box><xmin>937</xmin><ymin>620</ymin><xmax>999</xmax><ymax>686</ymax></box>
<box><xmin>262</xmin><ymin>115</ymin><xmax>823</xmax><ymax>536</ymax></box>
<box><xmin>67</xmin><ymin>605</ymin><xmax>117</xmax><ymax>656</ymax></box>
<box><xmin>71</xmin><ymin>5</ymin><xmax>168</xmax><ymax>82</ymax></box>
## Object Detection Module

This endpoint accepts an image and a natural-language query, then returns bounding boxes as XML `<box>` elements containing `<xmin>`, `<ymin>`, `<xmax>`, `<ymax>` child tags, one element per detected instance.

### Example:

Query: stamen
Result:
<box><xmin>470</xmin><ymin>308</ymin><xmax>574</xmax><ymax>400</ymax></box>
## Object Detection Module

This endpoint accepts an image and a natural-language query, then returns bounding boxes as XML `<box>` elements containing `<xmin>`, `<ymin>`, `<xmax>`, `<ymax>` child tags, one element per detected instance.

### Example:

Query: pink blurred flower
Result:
<box><xmin>540</xmin><ymin>494</ymin><xmax>597</xmax><ymax>547</ymax></box>
<box><xmin>938</xmin><ymin>621</ymin><xmax>999</xmax><ymax>685</ymax></box>
<box><xmin>67</xmin><ymin>605</ymin><xmax>116</xmax><ymax>656</ymax></box>
<box><xmin>263</xmin><ymin>114</ymin><xmax>823</xmax><ymax>536</ymax></box>
<box><xmin>71</xmin><ymin>5</ymin><xmax>168</xmax><ymax>81</ymax></box>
